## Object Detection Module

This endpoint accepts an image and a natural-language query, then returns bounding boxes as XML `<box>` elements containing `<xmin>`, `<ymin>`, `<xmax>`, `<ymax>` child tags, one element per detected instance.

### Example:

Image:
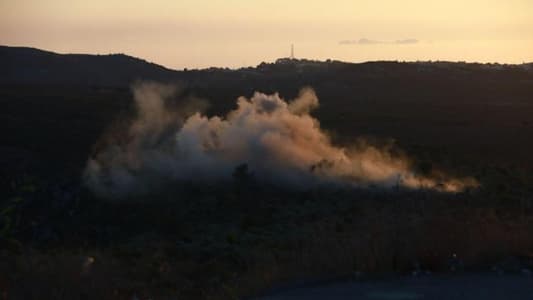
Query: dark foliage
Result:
<box><xmin>1</xmin><ymin>46</ymin><xmax>533</xmax><ymax>299</ymax></box>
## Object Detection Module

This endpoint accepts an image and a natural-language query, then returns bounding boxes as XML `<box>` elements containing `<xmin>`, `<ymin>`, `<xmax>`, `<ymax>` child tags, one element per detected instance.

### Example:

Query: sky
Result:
<box><xmin>1</xmin><ymin>0</ymin><xmax>532</xmax><ymax>69</ymax></box>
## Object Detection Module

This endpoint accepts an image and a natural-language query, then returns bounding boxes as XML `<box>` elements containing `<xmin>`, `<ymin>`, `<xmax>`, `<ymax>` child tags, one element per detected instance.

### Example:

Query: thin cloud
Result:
<box><xmin>339</xmin><ymin>38</ymin><xmax>419</xmax><ymax>45</ymax></box>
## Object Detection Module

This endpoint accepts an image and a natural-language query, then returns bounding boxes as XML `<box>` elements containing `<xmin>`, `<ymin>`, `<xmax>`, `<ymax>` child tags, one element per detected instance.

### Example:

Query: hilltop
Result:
<box><xmin>1</xmin><ymin>45</ymin><xmax>532</xmax><ymax>88</ymax></box>
<box><xmin>0</xmin><ymin>46</ymin><xmax>178</xmax><ymax>86</ymax></box>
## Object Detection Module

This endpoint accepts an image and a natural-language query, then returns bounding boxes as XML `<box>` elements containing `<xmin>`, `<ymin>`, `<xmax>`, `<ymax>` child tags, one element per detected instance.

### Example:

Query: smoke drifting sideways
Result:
<box><xmin>84</xmin><ymin>82</ymin><xmax>478</xmax><ymax>198</ymax></box>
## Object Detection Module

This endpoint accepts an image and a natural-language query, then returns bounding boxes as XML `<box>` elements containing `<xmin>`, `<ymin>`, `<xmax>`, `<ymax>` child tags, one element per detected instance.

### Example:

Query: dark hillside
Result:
<box><xmin>0</xmin><ymin>46</ymin><xmax>180</xmax><ymax>86</ymax></box>
<box><xmin>1</xmin><ymin>47</ymin><xmax>533</xmax><ymax>177</ymax></box>
<box><xmin>2</xmin><ymin>47</ymin><xmax>533</xmax><ymax>300</ymax></box>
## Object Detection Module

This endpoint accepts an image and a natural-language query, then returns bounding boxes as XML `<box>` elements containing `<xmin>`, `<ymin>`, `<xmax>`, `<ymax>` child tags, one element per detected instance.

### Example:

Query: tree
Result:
<box><xmin>232</xmin><ymin>163</ymin><xmax>253</xmax><ymax>185</ymax></box>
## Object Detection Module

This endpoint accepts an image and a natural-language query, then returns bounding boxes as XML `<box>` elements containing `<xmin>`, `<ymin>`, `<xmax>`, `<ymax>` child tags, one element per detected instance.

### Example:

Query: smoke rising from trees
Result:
<box><xmin>84</xmin><ymin>82</ymin><xmax>477</xmax><ymax>198</ymax></box>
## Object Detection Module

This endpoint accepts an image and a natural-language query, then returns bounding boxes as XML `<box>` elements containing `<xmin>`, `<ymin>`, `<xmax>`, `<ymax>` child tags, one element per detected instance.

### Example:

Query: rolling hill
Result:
<box><xmin>1</xmin><ymin>45</ymin><xmax>533</xmax><ymax>177</ymax></box>
<box><xmin>0</xmin><ymin>46</ymin><xmax>180</xmax><ymax>86</ymax></box>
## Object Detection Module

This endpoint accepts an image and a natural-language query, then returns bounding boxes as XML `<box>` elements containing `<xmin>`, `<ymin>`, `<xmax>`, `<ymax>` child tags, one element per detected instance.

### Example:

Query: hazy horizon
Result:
<box><xmin>1</xmin><ymin>0</ymin><xmax>533</xmax><ymax>69</ymax></box>
<box><xmin>4</xmin><ymin>43</ymin><xmax>533</xmax><ymax>71</ymax></box>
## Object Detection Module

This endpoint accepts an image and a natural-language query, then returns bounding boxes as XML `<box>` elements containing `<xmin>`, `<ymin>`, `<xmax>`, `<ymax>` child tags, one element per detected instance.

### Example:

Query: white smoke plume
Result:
<box><xmin>84</xmin><ymin>82</ymin><xmax>478</xmax><ymax>198</ymax></box>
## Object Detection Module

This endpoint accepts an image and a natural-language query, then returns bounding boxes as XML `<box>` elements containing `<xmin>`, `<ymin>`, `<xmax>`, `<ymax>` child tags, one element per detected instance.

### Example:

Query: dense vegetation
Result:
<box><xmin>1</xmin><ymin>46</ymin><xmax>533</xmax><ymax>299</ymax></box>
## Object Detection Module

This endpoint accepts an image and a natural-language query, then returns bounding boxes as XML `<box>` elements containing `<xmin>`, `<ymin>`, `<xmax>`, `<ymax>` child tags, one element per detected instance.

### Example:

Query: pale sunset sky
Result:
<box><xmin>1</xmin><ymin>0</ymin><xmax>532</xmax><ymax>69</ymax></box>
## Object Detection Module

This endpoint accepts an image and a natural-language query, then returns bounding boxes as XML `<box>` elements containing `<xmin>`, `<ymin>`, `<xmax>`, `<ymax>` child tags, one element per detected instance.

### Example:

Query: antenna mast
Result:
<box><xmin>290</xmin><ymin>44</ymin><xmax>295</xmax><ymax>60</ymax></box>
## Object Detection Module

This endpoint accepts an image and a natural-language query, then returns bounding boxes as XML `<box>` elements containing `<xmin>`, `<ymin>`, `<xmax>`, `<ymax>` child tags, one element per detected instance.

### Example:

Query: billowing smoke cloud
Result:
<box><xmin>84</xmin><ymin>82</ymin><xmax>477</xmax><ymax>198</ymax></box>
